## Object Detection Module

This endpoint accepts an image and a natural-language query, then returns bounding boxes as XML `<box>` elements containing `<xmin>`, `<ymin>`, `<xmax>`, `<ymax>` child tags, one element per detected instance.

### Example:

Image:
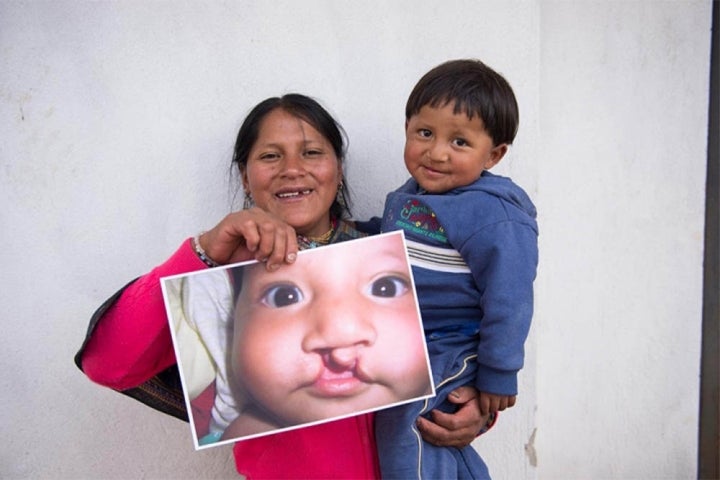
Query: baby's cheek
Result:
<box><xmin>398</xmin><ymin>334</ymin><xmax>432</xmax><ymax>395</ymax></box>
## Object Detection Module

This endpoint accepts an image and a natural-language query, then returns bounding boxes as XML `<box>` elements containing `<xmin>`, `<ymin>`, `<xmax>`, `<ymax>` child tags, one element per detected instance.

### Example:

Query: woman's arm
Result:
<box><xmin>416</xmin><ymin>385</ymin><xmax>495</xmax><ymax>447</ymax></box>
<box><xmin>78</xmin><ymin>209</ymin><xmax>301</xmax><ymax>390</ymax></box>
<box><xmin>79</xmin><ymin>239</ymin><xmax>206</xmax><ymax>390</ymax></box>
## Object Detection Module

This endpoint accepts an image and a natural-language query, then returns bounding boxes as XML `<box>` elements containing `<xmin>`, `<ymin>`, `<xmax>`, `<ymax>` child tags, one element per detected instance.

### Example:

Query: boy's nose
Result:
<box><xmin>428</xmin><ymin>141</ymin><xmax>450</xmax><ymax>162</ymax></box>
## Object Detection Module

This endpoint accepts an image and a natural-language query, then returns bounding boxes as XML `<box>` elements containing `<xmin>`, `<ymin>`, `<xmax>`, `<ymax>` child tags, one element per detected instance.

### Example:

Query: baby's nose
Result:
<box><xmin>324</xmin><ymin>347</ymin><xmax>359</xmax><ymax>370</ymax></box>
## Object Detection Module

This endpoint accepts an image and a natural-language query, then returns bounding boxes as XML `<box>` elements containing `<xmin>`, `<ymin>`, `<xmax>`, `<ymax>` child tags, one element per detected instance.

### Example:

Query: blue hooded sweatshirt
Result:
<box><xmin>379</xmin><ymin>170</ymin><xmax>538</xmax><ymax>396</ymax></box>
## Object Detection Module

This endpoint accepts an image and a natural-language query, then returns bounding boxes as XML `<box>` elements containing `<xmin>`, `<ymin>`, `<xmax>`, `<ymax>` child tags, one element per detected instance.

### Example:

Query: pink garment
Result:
<box><xmin>81</xmin><ymin>239</ymin><xmax>380</xmax><ymax>479</ymax></box>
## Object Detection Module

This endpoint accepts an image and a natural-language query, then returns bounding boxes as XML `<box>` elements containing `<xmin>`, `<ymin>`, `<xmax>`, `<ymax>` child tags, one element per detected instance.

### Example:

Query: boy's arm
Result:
<box><xmin>353</xmin><ymin>216</ymin><xmax>382</xmax><ymax>235</ymax></box>
<box><xmin>462</xmin><ymin>220</ymin><xmax>538</xmax><ymax>397</ymax></box>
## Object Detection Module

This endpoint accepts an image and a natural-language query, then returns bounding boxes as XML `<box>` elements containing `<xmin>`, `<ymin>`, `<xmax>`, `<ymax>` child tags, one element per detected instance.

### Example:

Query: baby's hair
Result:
<box><xmin>405</xmin><ymin>59</ymin><xmax>519</xmax><ymax>146</ymax></box>
<box><xmin>230</xmin><ymin>267</ymin><xmax>244</xmax><ymax>303</ymax></box>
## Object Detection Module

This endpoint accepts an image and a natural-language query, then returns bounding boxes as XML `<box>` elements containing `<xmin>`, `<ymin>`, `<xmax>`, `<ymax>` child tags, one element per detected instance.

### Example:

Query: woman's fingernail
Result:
<box><xmin>287</xmin><ymin>252</ymin><xmax>297</xmax><ymax>262</ymax></box>
<box><xmin>268</xmin><ymin>263</ymin><xmax>279</xmax><ymax>271</ymax></box>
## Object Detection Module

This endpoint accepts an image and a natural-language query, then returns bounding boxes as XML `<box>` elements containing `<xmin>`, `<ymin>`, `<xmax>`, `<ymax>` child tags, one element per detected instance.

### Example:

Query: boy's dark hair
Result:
<box><xmin>405</xmin><ymin>59</ymin><xmax>519</xmax><ymax>146</ymax></box>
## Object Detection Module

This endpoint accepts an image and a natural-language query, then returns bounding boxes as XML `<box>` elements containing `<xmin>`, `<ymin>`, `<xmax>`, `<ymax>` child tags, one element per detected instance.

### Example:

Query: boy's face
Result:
<box><xmin>231</xmin><ymin>234</ymin><xmax>431</xmax><ymax>426</ymax></box>
<box><xmin>404</xmin><ymin>103</ymin><xmax>508</xmax><ymax>193</ymax></box>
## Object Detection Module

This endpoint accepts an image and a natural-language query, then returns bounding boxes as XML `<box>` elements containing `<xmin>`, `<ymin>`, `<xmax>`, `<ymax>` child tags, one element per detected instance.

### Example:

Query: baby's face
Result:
<box><xmin>231</xmin><ymin>233</ymin><xmax>431</xmax><ymax>426</ymax></box>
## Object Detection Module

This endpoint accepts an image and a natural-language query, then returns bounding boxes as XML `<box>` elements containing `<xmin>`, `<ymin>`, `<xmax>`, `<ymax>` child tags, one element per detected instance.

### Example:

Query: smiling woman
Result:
<box><xmin>75</xmin><ymin>93</ymin><xmax>490</xmax><ymax>479</ymax></box>
<box><xmin>235</xmin><ymin>97</ymin><xmax>346</xmax><ymax>241</ymax></box>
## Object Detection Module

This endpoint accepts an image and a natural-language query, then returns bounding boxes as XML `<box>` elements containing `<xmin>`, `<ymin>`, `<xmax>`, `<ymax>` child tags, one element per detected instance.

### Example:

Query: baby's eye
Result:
<box><xmin>369</xmin><ymin>275</ymin><xmax>410</xmax><ymax>298</ymax></box>
<box><xmin>260</xmin><ymin>284</ymin><xmax>304</xmax><ymax>308</ymax></box>
<box><xmin>453</xmin><ymin>138</ymin><xmax>468</xmax><ymax>147</ymax></box>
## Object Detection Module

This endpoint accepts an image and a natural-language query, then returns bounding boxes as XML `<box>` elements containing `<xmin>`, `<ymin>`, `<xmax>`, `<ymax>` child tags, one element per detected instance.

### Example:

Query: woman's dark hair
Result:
<box><xmin>405</xmin><ymin>59</ymin><xmax>519</xmax><ymax>146</ymax></box>
<box><xmin>232</xmin><ymin>93</ymin><xmax>352</xmax><ymax>219</ymax></box>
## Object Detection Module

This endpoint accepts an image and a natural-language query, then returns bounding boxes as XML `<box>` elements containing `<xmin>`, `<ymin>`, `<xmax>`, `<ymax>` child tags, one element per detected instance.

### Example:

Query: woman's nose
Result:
<box><xmin>302</xmin><ymin>305</ymin><xmax>377</xmax><ymax>357</ymax></box>
<box><xmin>280</xmin><ymin>152</ymin><xmax>306</xmax><ymax>176</ymax></box>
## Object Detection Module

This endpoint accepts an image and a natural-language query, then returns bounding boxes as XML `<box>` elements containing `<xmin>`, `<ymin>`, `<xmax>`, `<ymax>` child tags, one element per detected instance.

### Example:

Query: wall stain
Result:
<box><xmin>524</xmin><ymin>427</ymin><xmax>537</xmax><ymax>467</ymax></box>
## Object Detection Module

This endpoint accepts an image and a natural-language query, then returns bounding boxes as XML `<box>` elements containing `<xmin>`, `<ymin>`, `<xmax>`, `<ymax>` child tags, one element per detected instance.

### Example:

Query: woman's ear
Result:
<box><xmin>240</xmin><ymin>167</ymin><xmax>250</xmax><ymax>192</ymax></box>
<box><xmin>484</xmin><ymin>143</ymin><xmax>508</xmax><ymax>170</ymax></box>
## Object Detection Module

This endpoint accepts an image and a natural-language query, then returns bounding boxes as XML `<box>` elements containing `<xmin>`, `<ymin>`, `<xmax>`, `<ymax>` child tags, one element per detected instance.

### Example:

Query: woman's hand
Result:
<box><xmin>416</xmin><ymin>386</ymin><xmax>490</xmax><ymax>448</ymax></box>
<box><xmin>198</xmin><ymin>207</ymin><xmax>299</xmax><ymax>270</ymax></box>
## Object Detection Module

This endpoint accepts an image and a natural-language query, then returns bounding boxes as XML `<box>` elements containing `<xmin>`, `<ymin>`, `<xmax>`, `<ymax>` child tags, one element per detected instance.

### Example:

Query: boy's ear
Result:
<box><xmin>485</xmin><ymin>143</ymin><xmax>508</xmax><ymax>169</ymax></box>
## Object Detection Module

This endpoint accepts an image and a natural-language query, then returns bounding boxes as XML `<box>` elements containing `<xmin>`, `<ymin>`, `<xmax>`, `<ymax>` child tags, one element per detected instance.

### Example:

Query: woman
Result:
<box><xmin>76</xmin><ymin>94</ymin><xmax>492</xmax><ymax>479</ymax></box>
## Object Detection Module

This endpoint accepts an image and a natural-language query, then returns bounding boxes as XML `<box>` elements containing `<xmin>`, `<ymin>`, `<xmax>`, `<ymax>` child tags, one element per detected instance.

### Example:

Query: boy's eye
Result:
<box><xmin>260</xmin><ymin>284</ymin><xmax>304</xmax><ymax>308</ymax></box>
<box><xmin>369</xmin><ymin>275</ymin><xmax>410</xmax><ymax>298</ymax></box>
<box><xmin>453</xmin><ymin>138</ymin><xmax>468</xmax><ymax>147</ymax></box>
<box><xmin>418</xmin><ymin>129</ymin><xmax>432</xmax><ymax>138</ymax></box>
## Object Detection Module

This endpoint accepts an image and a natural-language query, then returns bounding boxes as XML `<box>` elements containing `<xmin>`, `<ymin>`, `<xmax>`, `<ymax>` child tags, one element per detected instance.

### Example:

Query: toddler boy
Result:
<box><xmin>374</xmin><ymin>58</ymin><xmax>538</xmax><ymax>479</ymax></box>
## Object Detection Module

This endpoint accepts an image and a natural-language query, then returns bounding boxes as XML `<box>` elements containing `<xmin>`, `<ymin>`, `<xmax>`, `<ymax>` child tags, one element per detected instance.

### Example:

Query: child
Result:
<box><xmin>373</xmin><ymin>59</ymin><xmax>538</xmax><ymax>479</ymax></box>
<box><xmin>220</xmin><ymin>232</ymin><xmax>434</xmax><ymax>441</ymax></box>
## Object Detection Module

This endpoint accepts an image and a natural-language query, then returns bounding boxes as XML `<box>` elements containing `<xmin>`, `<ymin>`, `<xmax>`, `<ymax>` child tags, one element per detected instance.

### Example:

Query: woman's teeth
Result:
<box><xmin>277</xmin><ymin>190</ymin><xmax>311</xmax><ymax>198</ymax></box>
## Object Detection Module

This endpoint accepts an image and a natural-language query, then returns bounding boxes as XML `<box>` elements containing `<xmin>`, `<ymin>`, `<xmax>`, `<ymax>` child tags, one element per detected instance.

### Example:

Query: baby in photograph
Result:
<box><xmin>220</xmin><ymin>232</ymin><xmax>433</xmax><ymax>440</ymax></box>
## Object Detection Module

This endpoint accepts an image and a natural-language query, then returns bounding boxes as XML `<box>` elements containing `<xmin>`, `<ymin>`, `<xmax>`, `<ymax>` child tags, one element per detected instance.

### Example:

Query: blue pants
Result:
<box><xmin>375</xmin><ymin>339</ymin><xmax>490</xmax><ymax>479</ymax></box>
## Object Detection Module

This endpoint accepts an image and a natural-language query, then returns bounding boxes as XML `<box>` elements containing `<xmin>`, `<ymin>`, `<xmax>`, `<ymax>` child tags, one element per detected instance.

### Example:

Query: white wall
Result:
<box><xmin>535</xmin><ymin>2</ymin><xmax>711</xmax><ymax>478</ymax></box>
<box><xmin>0</xmin><ymin>1</ymin><xmax>709</xmax><ymax>479</ymax></box>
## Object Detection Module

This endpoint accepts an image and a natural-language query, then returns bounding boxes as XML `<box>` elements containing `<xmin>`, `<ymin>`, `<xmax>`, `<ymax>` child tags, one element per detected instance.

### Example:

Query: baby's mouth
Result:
<box><xmin>310</xmin><ymin>367</ymin><xmax>363</xmax><ymax>397</ymax></box>
<box><xmin>307</xmin><ymin>354</ymin><xmax>372</xmax><ymax>397</ymax></box>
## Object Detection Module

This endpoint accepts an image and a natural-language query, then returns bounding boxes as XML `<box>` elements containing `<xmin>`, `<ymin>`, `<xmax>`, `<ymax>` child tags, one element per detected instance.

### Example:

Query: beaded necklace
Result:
<box><xmin>296</xmin><ymin>219</ymin><xmax>337</xmax><ymax>249</ymax></box>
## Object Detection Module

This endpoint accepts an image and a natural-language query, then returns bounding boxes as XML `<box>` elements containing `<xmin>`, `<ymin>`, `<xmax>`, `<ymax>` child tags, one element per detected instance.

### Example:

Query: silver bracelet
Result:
<box><xmin>192</xmin><ymin>233</ymin><xmax>220</xmax><ymax>268</ymax></box>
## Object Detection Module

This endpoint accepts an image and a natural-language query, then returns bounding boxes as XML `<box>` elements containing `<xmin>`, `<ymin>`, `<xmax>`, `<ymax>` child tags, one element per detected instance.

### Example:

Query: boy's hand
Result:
<box><xmin>478</xmin><ymin>392</ymin><xmax>516</xmax><ymax>416</ymax></box>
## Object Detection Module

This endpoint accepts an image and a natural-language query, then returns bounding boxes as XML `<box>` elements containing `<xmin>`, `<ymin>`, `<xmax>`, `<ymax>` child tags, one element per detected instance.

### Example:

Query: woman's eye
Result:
<box><xmin>369</xmin><ymin>275</ymin><xmax>410</xmax><ymax>298</ymax></box>
<box><xmin>304</xmin><ymin>149</ymin><xmax>323</xmax><ymax>157</ymax></box>
<box><xmin>260</xmin><ymin>284</ymin><xmax>304</xmax><ymax>308</ymax></box>
<box><xmin>259</xmin><ymin>152</ymin><xmax>280</xmax><ymax>161</ymax></box>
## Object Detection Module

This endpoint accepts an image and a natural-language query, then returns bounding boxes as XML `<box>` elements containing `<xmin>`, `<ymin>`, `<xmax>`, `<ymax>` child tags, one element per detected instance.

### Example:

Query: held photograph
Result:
<box><xmin>160</xmin><ymin>231</ymin><xmax>435</xmax><ymax>449</ymax></box>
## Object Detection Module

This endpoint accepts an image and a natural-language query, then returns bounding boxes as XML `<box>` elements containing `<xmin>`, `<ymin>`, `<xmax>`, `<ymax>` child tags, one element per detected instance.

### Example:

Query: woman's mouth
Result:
<box><xmin>276</xmin><ymin>189</ymin><xmax>313</xmax><ymax>200</ymax></box>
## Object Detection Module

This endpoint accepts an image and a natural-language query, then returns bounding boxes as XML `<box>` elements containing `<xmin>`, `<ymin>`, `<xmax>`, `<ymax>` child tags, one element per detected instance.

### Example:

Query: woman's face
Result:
<box><xmin>242</xmin><ymin>108</ymin><xmax>342</xmax><ymax>238</ymax></box>
<box><xmin>231</xmin><ymin>233</ymin><xmax>431</xmax><ymax>426</ymax></box>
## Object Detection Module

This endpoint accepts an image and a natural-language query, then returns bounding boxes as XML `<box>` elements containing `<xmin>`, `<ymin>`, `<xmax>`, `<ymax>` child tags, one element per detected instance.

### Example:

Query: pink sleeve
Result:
<box><xmin>81</xmin><ymin>238</ymin><xmax>207</xmax><ymax>390</ymax></box>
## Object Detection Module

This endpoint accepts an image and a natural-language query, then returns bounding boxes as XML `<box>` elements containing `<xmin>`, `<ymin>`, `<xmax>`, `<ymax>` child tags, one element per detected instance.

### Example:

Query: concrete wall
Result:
<box><xmin>0</xmin><ymin>1</ymin><xmax>710</xmax><ymax>478</ymax></box>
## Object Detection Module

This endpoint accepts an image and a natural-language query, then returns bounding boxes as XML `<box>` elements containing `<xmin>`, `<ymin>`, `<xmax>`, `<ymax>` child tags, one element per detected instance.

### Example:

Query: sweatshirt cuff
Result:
<box><xmin>474</xmin><ymin>365</ymin><xmax>518</xmax><ymax>396</ymax></box>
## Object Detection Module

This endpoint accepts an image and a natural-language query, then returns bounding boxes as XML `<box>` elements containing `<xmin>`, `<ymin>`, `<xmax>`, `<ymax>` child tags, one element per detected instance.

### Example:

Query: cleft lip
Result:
<box><xmin>303</xmin><ymin>354</ymin><xmax>374</xmax><ymax>398</ymax></box>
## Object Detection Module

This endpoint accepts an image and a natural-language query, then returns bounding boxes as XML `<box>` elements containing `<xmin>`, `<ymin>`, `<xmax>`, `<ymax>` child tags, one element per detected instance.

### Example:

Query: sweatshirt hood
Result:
<box><xmin>401</xmin><ymin>170</ymin><xmax>537</xmax><ymax>219</ymax></box>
